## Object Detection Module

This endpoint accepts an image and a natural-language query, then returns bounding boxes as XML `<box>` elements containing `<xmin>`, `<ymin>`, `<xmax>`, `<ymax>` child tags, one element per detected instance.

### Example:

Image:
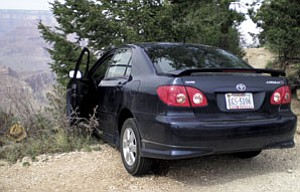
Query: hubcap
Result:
<box><xmin>122</xmin><ymin>127</ymin><xmax>137</xmax><ymax>166</ymax></box>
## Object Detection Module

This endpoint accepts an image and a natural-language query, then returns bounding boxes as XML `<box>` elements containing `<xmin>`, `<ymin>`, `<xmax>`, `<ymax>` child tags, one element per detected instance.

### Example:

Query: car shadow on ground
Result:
<box><xmin>161</xmin><ymin>136</ymin><xmax>299</xmax><ymax>187</ymax></box>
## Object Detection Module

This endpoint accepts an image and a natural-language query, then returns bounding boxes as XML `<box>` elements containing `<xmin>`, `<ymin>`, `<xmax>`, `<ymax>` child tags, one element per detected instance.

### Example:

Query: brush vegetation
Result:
<box><xmin>0</xmin><ymin>85</ymin><xmax>100</xmax><ymax>163</ymax></box>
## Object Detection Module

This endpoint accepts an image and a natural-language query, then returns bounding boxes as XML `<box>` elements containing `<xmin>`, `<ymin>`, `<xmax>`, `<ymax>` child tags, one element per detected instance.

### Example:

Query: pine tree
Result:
<box><xmin>254</xmin><ymin>0</ymin><xmax>300</xmax><ymax>85</ymax></box>
<box><xmin>254</xmin><ymin>0</ymin><xmax>300</xmax><ymax>63</ymax></box>
<box><xmin>39</xmin><ymin>0</ymin><xmax>244</xmax><ymax>85</ymax></box>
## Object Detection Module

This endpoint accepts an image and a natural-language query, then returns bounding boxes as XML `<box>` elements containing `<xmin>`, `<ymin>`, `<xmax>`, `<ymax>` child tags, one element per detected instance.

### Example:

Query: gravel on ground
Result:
<box><xmin>0</xmin><ymin>100</ymin><xmax>299</xmax><ymax>192</ymax></box>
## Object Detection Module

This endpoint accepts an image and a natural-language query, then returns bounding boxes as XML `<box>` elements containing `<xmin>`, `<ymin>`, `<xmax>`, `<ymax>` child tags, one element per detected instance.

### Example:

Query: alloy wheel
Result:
<box><xmin>122</xmin><ymin>127</ymin><xmax>137</xmax><ymax>166</ymax></box>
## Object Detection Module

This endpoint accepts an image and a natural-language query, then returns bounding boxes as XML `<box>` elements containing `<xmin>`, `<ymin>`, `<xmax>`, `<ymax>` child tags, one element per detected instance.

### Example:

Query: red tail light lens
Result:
<box><xmin>270</xmin><ymin>85</ymin><xmax>291</xmax><ymax>105</ymax></box>
<box><xmin>186</xmin><ymin>87</ymin><xmax>208</xmax><ymax>107</ymax></box>
<box><xmin>157</xmin><ymin>86</ymin><xmax>189</xmax><ymax>107</ymax></box>
<box><xmin>157</xmin><ymin>86</ymin><xmax>208</xmax><ymax>107</ymax></box>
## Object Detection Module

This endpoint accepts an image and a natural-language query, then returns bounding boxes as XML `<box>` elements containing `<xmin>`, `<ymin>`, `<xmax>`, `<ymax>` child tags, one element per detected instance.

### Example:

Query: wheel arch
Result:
<box><xmin>117</xmin><ymin>108</ymin><xmax>134</xmax><ymax>147</ymax></box>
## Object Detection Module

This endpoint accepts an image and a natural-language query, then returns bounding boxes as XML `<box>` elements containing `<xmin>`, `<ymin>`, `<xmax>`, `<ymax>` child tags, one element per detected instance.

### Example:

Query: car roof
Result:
<box><xmin>130</xmin><ymin>42</ymin><xmax>215</xmax><ymax>50</ymax></box>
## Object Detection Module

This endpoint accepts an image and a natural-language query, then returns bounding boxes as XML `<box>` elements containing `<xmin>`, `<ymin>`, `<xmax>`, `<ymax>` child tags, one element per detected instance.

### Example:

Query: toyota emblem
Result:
<box><xmin>236</xmin><ymin>83</ymin><xmax>246</xmax><ymax>91</ymax></box>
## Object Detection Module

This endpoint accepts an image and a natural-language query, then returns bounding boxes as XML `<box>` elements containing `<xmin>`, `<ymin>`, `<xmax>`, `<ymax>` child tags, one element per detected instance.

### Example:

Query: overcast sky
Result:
<box><xmin>0</xmin><ymin>0</ymin><xmax>55</xmax><ymax>10</ymax></box>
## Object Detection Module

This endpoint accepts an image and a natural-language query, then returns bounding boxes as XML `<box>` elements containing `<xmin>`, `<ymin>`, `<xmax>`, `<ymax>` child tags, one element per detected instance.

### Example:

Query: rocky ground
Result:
<box><xmin>0</xmin><ymin>137</ymin><xmax>299</xmax><ymax>192</ymax></box>
<box><xmin>0</xmin><ymin>100</ymin><xmax>299</xmax><ymax>192</ymax></box>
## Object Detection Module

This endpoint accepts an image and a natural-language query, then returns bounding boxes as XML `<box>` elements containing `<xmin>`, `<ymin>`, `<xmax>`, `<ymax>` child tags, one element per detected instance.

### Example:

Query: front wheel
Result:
<box><xmin>120</xmin><ymin>118</ymin><xmax>153</xmax><ymax>176</ymax></box>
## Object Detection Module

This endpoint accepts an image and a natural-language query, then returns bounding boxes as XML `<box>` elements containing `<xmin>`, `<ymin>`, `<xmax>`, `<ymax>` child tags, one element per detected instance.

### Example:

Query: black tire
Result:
<box><xmin>233</xmin><ymin>150</ymin><xmax>262</xmax><ymax>159</ymax></box>
<box><xmin>120</xmin><ymin>118</ymin><xmax>153</xmax><ymax>176</ymax></box>
<box><xmin>150</xmin><ymin>160</ymin><xmax>169</xmax><ymax>175</ymax></box>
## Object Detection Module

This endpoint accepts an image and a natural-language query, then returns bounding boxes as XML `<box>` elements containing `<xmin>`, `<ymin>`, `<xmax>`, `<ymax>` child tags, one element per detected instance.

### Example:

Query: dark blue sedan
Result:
<box><xmin>67</xmin><ymin>43</ymin><xmax>297</xmax><ymax>176</ymax></box>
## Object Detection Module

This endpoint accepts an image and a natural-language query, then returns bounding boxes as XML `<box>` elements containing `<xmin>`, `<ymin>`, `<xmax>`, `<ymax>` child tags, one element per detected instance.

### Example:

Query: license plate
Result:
<box><xmin>225</xmin><ymin>93</ymin><xmax>254</xmax><ymax>110</ymax></box>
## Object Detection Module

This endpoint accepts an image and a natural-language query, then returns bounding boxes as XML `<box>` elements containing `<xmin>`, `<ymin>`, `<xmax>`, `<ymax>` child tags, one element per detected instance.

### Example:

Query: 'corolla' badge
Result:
<box><xmin>236</xmin><ymin>83</ymin><xmax>246</xmax><ymax>91</ymax></box>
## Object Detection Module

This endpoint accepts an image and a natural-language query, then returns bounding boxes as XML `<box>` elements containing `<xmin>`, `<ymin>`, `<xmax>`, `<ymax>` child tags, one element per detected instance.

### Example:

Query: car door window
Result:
<box><xmin>105</xmin><ymin>49</ymin><xmax>132</xmax><ymax>79</ymax></box>
<box><xmin>125</xmin><ymin>61</ymin><xmax>132</xmax><ymax>76</ymax></box>
<box><xmin>91</xmin><ymin>54</ymin><xmax>114</xmax><ymax>83</ymax></box>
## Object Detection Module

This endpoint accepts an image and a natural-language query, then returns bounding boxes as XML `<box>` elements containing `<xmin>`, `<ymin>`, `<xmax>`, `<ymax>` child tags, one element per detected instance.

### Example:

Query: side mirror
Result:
<box><xmin>69</xmin><ymin>70</ymin><xmax>82</xmax><ymax>79</ymax></box>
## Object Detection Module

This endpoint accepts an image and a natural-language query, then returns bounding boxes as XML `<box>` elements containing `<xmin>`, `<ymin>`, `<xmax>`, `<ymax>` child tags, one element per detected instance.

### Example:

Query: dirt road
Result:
<box><xmin>0</xmin><ymin>135</ymin><xmax>299</xmax><ymax>192</ymax></box>
<box><xmin>1</xmin><ymin>99</ymin><xmax>299</xmax><ymax>192</ymax></box>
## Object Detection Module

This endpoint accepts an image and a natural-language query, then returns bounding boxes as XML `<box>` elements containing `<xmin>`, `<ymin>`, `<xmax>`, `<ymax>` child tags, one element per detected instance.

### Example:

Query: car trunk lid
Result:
<box><xmin>180</xmin><ymin>71</ymin><xmax>287</xmax><ymax>122</ymax></box>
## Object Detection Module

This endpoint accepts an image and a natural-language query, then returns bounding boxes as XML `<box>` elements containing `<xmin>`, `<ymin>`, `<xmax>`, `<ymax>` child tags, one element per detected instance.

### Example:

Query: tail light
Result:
<box><xmin>157</xmin><ymin>86</ymin><xmax>208</xmax><ymax>107</ymax></box>
<box><xmin>186</xmin><ymin>87</ymin><xmax>208</xmax><ymax>107</ymax></box>
<box><xmin>270</xmin><ymin>85</ymin><xmax>291</xmax><ymax>105</ymax></box>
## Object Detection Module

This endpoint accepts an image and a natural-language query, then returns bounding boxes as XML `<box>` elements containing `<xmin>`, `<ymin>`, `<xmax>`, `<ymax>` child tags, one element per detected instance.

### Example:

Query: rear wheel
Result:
<box><xmin>233</xmin><ymin>150</ymin><xmax>262</xmax><ymax>159</ymax></box>
<box><xmin>120</xmin><ymin>118</ymin><xmax>153</xmax><ymax>176</ymax></box>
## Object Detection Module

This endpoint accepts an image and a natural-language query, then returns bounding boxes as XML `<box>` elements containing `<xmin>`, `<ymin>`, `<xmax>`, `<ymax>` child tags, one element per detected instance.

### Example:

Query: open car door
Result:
<box><xmin>66</xmin><ymin>47</ymin><xmax>91</xmax><ymax>122</ymax></box>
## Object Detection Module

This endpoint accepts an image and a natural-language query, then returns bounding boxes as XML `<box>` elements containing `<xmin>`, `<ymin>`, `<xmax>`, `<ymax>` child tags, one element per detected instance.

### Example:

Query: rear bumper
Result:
<box><xmin>138</xmin><ymin>112</ymin><xmax>297</xmax><ymax>160</ymax></box>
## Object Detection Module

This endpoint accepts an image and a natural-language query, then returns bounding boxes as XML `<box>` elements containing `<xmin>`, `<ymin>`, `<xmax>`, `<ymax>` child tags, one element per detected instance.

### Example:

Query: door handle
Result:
<box><xmin>116</xmin><ymin>81</ymin><xmax>123</xmax><ymax>90</ymax></box>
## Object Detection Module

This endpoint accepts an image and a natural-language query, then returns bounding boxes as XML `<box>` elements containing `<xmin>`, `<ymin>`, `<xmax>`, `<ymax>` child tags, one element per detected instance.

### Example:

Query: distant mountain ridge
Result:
<box><xmin>0</xmin><ymin>9</ymin><xmax>56</xmax><ymax>74</ymax></box>
<box><xmin>0</xmin><ymin>9</ymin><xmax>54</xmax><ymax>35</ymax></box>
<box><xmin>0</xmin><ymin>66</ymin><xmax>19</xmax><ymax>78</ymax></box>
<box><xmin>0</xmin><ymin>9</ymin><xmax>57</xmax><ymax>109</ymax></box>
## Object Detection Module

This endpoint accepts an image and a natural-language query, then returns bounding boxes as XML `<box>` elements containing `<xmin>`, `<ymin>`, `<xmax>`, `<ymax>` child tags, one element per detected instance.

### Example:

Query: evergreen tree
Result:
<box><xmin>254</xmin><ymin>0</ymin><xmax>300</xmax><ymax>66</ymax></box>
<box><xmin>253</xmin><ymin>0</ymin><xmax>300</xmax><ymax>85</ymax></box>
<box><xmin>172</xmin><ymin>0</ymin><xmax>244</xmax><ymax>55</ymax></box>
<box><xmin>39</xmin><ymin>0</ymin><xmax>244</xmax><ymax>85</ymax></box>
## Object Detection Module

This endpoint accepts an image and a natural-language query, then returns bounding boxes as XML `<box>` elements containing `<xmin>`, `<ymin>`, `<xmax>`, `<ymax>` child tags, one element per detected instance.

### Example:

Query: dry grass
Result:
<box><xmin>0</xmin><ymin>85</ymin><xmax>100</xmax><ymax>163</ymax></box>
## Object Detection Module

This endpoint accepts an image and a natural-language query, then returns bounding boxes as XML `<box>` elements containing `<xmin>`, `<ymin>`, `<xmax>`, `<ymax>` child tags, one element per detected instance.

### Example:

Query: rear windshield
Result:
<box><xmin>143</xmin><ymin>44</ymin><xmax>252</xmax><ymax>74</ymax></box>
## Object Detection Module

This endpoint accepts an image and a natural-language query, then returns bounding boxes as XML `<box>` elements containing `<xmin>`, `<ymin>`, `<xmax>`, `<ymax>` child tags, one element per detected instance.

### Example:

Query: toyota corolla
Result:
<box><xmin>67</xmin><ymin>43</ymin><xmax>297</xmax><ymax>176</ymax></box>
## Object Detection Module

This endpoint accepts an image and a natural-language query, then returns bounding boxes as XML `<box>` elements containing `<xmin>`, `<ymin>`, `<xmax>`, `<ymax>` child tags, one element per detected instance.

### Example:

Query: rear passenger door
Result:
<box><xmin>97</xmin><ymin>48</ymin><xmax>132</xmax><ymax>142</ymax></box>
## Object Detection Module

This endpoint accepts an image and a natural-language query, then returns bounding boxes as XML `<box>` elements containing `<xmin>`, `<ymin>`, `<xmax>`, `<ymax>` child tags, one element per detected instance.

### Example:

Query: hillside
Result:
<box><xmin>0</xmin><ymin>66</ymin><xmax>34</xmax><ymax>112</ymax></box>
<box><xmin>0</xmin><ymin>10</ymin><xmax>56</xmax><ymax>109</ymax></box>
<box><xmin>244</xmin><ymin>47</ymin><xmax>274</xmax><ymax>69</ymax></box>
<box><xmin>0</xmin><ymin>66</ymin><xmax>55</xmax><ymax>111</ymax></box>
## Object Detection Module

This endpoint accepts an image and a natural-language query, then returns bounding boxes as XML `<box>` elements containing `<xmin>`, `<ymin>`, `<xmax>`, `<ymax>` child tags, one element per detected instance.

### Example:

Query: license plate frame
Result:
<box><xmin>225</xmin><ymin>93</ymin><xmax>254</xmax><ymax>110</ymax></box>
